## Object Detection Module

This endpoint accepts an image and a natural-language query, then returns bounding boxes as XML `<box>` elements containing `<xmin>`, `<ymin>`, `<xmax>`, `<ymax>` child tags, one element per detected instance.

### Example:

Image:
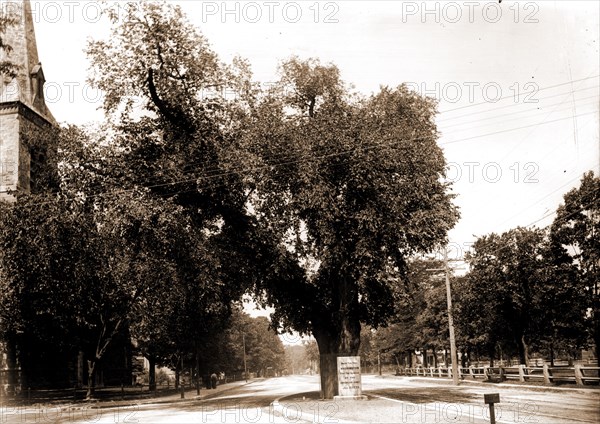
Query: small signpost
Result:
<box><xmin>335</xmin><ymin>356</ymin><xmax>366</xmax><ymax>400</ymax></box>
<box><xmin>484</xmin><ymin>393</ymin><xmax>500</xmax><ymax>424</ymax></box>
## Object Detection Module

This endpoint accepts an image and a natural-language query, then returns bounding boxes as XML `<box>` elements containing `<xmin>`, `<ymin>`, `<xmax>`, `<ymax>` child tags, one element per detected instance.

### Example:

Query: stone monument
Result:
<box><xmin>334</xmin><ymin>356</ymin><xmax>367</xmax><ymax>400</ymax></box>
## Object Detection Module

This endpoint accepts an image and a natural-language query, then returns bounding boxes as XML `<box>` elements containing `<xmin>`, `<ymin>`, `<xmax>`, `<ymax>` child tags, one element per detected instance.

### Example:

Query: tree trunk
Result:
<box><xmin>148</xmin><ymin>356</ymin><xmax>156</xmax><ymax>391</ymax></box>
<box><xmin>86</xmin><ymin>359</ymin><xmax>97</xmax><ymax>400</ymax></box>
<box><xmin>432</xmin><ymin>347</ymin><xmax>438</xmax><ymax>367</ymax></box>
<box><xmin>550</xmin><ymin>344</ymin><xmax>555</xmax><ymax>367</ymax></box>
<box><xmin>517</xmin><ymin>334</ymin><xmax>529</xmax><ymax>365</ymax></box>
<box><xmin>77</xmin><ymin>351</ymin><xmax>85</xmax><ymax>388</ymax></box>
<box><xmin>314</xmin><ymin>317</ymin><xmax>360</xmax><ymax>396</ymax></box>
<box><xmin>195</xmin><ymin>347</ymin><xmax>201</xmax><ymax>394</ymax></box>
<box><xmin>594</xmin><ymin>307</ymin><xmax>600</xmax><ymax>368</ymax></box>
<box><xmin>316</xmin><ymin>352</ymin><xmax>339</xmax><ymax>398</ymax></box>
<box><xmin>488</xmin><ymin>344</ymin><xmax>495</xmax><ymax>367</ymax></box>
<box><xmin>5</xmin><ymin>335</ymin><xmax>17</xmax><ymax>397</ymax></box>
<box><xmin>312</xmin><ymin>274</ymin><xmax>361</xmax><ymax>399</ymax></box>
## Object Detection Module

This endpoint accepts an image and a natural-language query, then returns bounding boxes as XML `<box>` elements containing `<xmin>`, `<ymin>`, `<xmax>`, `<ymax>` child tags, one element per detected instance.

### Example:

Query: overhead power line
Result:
<box><xmin>438</xmin><ymin>75</ymin><xmax>599</xmax><ymax>115</ymax></box>
<box><xmin>440</xmin><ymin>112</ymin><xmax>596</xmax><ymax>145</ymax></box>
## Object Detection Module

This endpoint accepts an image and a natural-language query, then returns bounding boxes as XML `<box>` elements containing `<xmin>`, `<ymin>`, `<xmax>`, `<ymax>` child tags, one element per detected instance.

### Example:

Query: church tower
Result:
<box><xmin>0</xmin><ymin>0</ymin><xmax>56</xmax><ymax>199</ymax></box>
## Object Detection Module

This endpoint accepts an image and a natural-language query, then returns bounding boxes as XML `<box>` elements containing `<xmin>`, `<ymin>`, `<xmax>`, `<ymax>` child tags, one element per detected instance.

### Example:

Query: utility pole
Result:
<box><xmin>444</xmin><ymin>248</ymin><xmax>460</xmax><ymax>385</ymax></box>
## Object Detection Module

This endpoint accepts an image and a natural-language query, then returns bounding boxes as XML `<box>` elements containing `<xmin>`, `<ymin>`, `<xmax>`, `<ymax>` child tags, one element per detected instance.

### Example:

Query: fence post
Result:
<box><xmin>574</xmin><ymin>364</ymin><xmax>584</xmax><ymax>386</ymax></box>
<box><xmin>542</xmin><ymin>364</ymin><xmax>551</xmax><ymax>384</ymax></box>
<box><xmin>518</xmin><ymin>365</ymin><xmax>526</xmax><ymax>382</ymax></box>
<box><xmin>499</xmin><ymin>366</ymin><xmax>505</xmax><ymax>382</ymax></box>
<box><xmin>469</xmin><ymin>365</ymin><xmax>475</xmax><ymax>379</ymax></box>
<box><xmin>438</xmin><ymin>366</ymin><xmax>443</xmax><ymax>378</ymax></box>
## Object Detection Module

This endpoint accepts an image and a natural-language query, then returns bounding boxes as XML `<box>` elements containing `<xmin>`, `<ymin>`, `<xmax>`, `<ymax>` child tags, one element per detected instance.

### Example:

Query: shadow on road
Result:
<box><xmin>367</xmin><ymin>387</ymin><xmax>479</xmax><ymax>404</ymax></box>
<box><xmin>126</xmin><ymin>394</ymin><xmax>276</xmax><ymax>416</ymax></box>
<box><xmin>273</xmin><ymin>386</ymin><xmax>479</xmax><ymax>405</ymax></box>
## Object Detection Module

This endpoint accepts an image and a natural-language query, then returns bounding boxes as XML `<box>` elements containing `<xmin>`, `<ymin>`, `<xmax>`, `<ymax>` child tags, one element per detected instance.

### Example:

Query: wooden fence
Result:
<box><xmin>395</xmin><ymin>364</ymin><xmax>600</xmax><ymax>386</ymax></box>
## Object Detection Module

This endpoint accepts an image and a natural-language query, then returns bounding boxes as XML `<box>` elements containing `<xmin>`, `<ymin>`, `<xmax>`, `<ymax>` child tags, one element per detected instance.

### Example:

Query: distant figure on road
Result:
<box><xmin>210</xmin><ymin>372</ymin><xmax>218</xmax><ymax>389</ymax></box>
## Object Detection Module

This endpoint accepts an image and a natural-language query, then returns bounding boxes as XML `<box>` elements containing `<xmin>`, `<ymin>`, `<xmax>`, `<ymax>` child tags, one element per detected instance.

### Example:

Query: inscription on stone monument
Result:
<box><xmin>337</xmin><ymin>356</ymin><xmax>362</xmax><ymax>398</ymax></box>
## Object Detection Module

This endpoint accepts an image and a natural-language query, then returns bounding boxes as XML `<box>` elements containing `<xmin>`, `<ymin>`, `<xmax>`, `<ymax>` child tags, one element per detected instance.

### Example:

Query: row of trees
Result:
<box><xmin>188</xmin><ymin>310</ymin><xmax>287</xmax><ymax>381</ymax></box>
<box><xmin>1</xmin><ymin>1</ymin><xmax>457</xmax><ymax>398</ymax></box>
<box><xmin>364</xmin><ymin>172</ymin><xmax>599</xmax><ymax>368</ymax></box>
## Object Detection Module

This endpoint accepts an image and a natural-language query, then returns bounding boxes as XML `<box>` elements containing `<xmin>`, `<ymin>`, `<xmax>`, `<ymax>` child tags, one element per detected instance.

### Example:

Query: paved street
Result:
<box><xmin>1</xmin><ymin>375</ymin><xmax>598</xmax><ymax>423</ymax></box>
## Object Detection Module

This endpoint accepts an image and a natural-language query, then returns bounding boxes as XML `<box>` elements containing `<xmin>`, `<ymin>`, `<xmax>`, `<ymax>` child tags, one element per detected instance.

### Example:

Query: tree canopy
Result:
<box><xmin>239</xmin><ymin>57</ymin><xmax>459</xmax><ymax>397</ymax></box>
<box><xmin>550</xmin><ymin>171</ymin><xmax>600</xmax><ymax>366</ymax></box>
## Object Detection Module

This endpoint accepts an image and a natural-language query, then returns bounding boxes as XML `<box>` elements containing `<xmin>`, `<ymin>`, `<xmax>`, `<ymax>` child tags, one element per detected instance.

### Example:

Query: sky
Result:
<box><xmin>24</xmin><ymin>1</ymin><xmax>600</xmax><ymax>263</ymax></box>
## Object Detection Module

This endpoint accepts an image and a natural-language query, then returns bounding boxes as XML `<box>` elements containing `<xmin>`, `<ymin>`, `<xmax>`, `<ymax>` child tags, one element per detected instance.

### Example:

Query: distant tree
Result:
<box><xmin>531</xmin><ymin>239</ymin><xmax>587</xmax><ymax>365</ymax></box>
<box><xmin>455</xmin><ymin>261</ymin><xmax>514</xmax><ymax>366</ymax></box>
<box><xmin>358</xmin><ymin>327</ymin><xmax>378</xmax><ymax>372</ymax></box>
<box><xmin>304</xmin><ymin>339</ymin><xmax>320</xmax><ymax>374</ymax></box>
<box><xmin>550</xmin><ymin>171</ymin><xmax>600</xmax><ymax>366</ymax></box>
<box><xmin>465</xmin><ymin>228</ymin><xmax>547</xmax><ymax>364</ymax></box>
<box><xmin>285</xmin><ymin>344</ymin><xmax>309</xmax><ymax>375</ymax></box>
<box><xmin>203</xmin><ymin>311</ymin><xmax>287</xmax><ymax>378</ymax></box>
<box><xmin>244</xmin><ymin>316</ymin><xmax>286</xmax><ymax>377</ymax></box>
<box><xmin>365</xmin><ymin>257</ymin><xmax>453</xmax><ymax>367</ymax></box>
<box><xmin>460</xmin><ymin>227</ymin><xmax>588</xmax><ymax>366</ymax></box>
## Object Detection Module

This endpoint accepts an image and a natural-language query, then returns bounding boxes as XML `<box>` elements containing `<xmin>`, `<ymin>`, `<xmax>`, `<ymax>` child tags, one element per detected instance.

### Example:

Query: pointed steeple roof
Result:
<box><xmin>0</xmin><ymin>0</ymin><xmax>55</xmax><ymax>123</ymax></box>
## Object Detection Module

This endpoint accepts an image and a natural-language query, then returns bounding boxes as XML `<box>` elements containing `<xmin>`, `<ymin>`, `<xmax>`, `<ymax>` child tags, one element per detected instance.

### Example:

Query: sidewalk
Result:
<box><xmin>0</xmin><ymin>379</ymin><xmax>258</xmax><ymax>412</ymax></box>
<box><xmin>89</xmin><ymin>379</ymin><xmax>257</xmax><ymax>409</ymax></box>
